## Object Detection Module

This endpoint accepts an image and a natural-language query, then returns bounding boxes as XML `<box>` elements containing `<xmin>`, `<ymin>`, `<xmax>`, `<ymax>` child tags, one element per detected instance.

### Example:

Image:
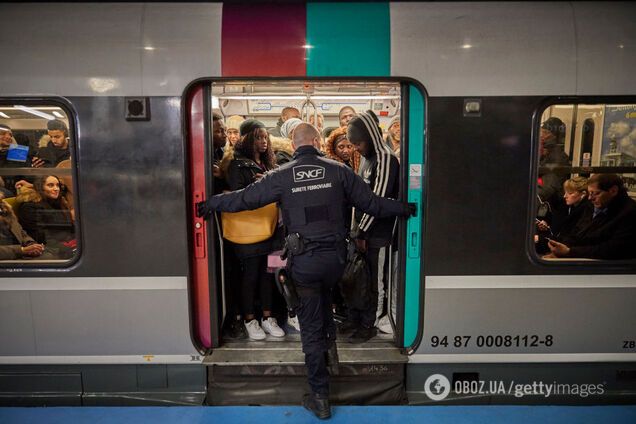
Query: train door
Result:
<box><xmin>184</xmin><ymin>79</ymin><xmax>426</xmax><ymax>359</ymax></box>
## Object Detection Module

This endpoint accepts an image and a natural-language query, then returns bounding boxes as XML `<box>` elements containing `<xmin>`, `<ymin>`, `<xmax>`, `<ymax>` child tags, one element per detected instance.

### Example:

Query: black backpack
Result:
<box><xmin>339</xmin><ymin>244</ymin><xmax>371</xmax><ymax>310</ymax></box>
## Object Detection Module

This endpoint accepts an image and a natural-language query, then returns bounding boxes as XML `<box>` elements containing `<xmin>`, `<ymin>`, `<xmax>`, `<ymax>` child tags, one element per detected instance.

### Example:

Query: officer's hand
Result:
<box><xmin>196</xmin><ymin>201</ymin><xmax>212</xmax><ymax>219</ymax></box>
<box><xmin>405</xmin><ymin>202</ymin><xmax>417</xmax><ymax>217</ymax></box>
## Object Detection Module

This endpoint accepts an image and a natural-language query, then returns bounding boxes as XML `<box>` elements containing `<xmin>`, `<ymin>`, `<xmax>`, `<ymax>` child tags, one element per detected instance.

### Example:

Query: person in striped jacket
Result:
<box><xmin>345</xmin><ymin>110</ymin><xmax>401</xmax><ymax>343</ymax></box>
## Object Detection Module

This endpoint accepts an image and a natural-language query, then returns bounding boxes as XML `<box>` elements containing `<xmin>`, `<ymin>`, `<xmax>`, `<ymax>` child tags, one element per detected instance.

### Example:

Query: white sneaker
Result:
<box><xmin>261</xmin><ymin>317</ymin><xmax>285</xmax><ymax>337</ymax></box>
<box><xmin>377</xmin><ymin>315</ymin><xmax>394</xmax><ymax>334</ymax></box>
<box><xmin>244</xmin><ymin>319</ymin><xmax>266</xmax><ymax>340</ymax></box>
<box><xmin>287</xmin><ymin>315</ymin><xmax>301</xmax><ymax>332</ymax></box>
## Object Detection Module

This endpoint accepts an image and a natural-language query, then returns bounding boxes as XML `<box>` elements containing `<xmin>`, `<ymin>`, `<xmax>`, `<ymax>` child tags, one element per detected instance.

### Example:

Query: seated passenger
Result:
<box><xmin>32</xmin><ymin>120</ymin><xmax>71</xmax><ymax>168</ymax></box>
<box><xmin>552</xmin><ymin>176</ymin><xmax>592</xmax><ymax>240</ymax></box>
<box><xmin>226</xmin><ymin>119</ymin><xmax>284</xmax><ymax>340</ymax></box>
<box><xmin>547</xmin><ymin>174</ymin><xmax>636</xmax><ymax>259</ymax></box>
<box><xmin>0</xmin><ymin>194</ymin><xmax>45</xmax><ymax>260</ymax></box>
<box><xmin>537</xmin><ymin>176</ymin><xmax>591</xmax><ymax>252</ymax></box>
<box><xmin>16</xmin><ymin>175</ymin><xmax>75</xmax><ymax>258</ymax></box>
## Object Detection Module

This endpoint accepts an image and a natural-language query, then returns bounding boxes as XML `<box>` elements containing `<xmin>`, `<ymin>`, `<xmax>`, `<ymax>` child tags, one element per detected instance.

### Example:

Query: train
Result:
<box><xmin>0</xmin><ymin>1</ymin><xmax>635</xmax><ymax>406</ymax></box>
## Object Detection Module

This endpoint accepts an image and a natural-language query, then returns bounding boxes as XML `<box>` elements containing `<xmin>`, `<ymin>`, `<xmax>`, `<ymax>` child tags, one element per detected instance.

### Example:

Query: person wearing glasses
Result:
<box><xmin>547</xmin><ymin>173</ymin><xmax>636</xmax><ymax>259</ymax></box>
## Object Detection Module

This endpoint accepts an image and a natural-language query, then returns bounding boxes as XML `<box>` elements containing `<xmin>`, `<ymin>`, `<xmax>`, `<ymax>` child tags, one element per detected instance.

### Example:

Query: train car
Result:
<box><xmin>0</xmin><ymin>1</ymin><xmax>635</xmax><ymax>406</ymax></box>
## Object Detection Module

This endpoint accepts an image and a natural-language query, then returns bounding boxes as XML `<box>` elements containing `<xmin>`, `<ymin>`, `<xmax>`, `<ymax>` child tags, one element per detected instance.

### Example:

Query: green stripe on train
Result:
<box><xmin>305</xmin><ymin>2</ymin><xmax>390</xmax><ymax>76</ymax></box>
<box><xmin>404</xmin><ymin>85</ymin><xmax>425</xmax><ymax>348</ymax></box>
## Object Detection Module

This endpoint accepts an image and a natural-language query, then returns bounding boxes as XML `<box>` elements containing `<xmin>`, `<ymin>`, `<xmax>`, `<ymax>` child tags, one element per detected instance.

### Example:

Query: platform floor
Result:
<box><xmin>1</xmin><ymin>405</ymin><xmax>635</xmax><ymax>424</ymax></box>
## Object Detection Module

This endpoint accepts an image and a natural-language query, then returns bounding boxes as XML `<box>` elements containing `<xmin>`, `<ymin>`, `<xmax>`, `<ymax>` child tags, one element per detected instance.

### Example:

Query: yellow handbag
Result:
<box><xmin>221</xmin><ymin>203</ymin><xmax>278</xmax><ymax>244</ymax></box>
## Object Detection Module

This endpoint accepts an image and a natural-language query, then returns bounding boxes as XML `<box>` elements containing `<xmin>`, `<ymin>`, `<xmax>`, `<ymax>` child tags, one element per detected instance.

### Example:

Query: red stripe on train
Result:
<box><xmin>222</xmin><ymin>3</ymin><xmax>307</xmax><ymax>77</ymax></box>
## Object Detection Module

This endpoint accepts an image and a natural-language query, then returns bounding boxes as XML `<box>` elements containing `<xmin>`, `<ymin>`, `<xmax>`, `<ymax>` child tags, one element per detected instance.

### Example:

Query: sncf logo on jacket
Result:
<box><xmin>293</xmin><ymin>165</ymin><xmax>325</xmax><ymax>183</ymax></box>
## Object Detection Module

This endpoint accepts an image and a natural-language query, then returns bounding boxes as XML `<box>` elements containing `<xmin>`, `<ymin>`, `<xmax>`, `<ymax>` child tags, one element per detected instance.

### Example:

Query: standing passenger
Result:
<box><xmin>338</xmin><ymin>106</ymin><xmax>356</xmax><ymax>128</ymax></box>
<box><xmin>225</xmin><ymin>115</ymin><xmax>245</xmax><ymax>147</ymax></box>
<box><xmin>196</xmin><ymin>123</ymin><xmax>414</xmax><ymax>419</ymax></box>
<box><xmin>226</xmin><ymin>119</ymin><xmax>284</xmax><ymax>340</ymax></box>
<box><xmin>385</xmin><ymin>115</ymin><xmax>401</xmax><ymax>159</ymax></box>
<box><xmin>269</xmin><ymin>107</ymin><xmax>301</xmax><ymax>137</ymax></box>
<box><xmin>345</xmin><ymin>111</ymin><xmax>400</xmax><ymax>342</ymax></box>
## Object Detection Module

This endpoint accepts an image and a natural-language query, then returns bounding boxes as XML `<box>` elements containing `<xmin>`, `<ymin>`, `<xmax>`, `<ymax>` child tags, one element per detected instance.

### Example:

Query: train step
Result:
<box><xmin>204</xmin><ymin>337</ymin><xmax>407</xmax><ymax>405</ymax></box>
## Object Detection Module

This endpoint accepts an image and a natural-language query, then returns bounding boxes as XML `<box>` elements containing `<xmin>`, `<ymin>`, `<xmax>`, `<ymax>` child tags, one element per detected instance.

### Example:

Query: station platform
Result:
<box><xmin>1</xmin><ymin>405</ymin><xmax>635</xmax><ymax>424</ymax></box>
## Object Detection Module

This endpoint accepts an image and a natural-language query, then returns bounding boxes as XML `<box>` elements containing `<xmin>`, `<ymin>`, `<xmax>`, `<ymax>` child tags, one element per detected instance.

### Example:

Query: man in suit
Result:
<box><xmin>547</xmin><ymin>173</ymin><xmax>636</xmax><ymax>259</ymax></box>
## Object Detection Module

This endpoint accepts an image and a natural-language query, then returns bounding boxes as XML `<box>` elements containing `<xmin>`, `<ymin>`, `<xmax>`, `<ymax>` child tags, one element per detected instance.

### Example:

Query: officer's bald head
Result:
<box><xmin>292</xmin><ymin>123</ymin><xmax>321</xmax><ymax>150</ymax></box>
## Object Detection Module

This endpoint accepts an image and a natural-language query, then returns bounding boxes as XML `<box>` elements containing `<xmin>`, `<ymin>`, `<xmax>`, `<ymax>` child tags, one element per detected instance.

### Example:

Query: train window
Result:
<box><xmin>0</xmin><ymin>104</ymin><xmax>78</xmax><ymax>266</ymax></box>
<box><xmin>534</xmin><ymin>103</ymin><xmax>636</xmax><ymax>262</ymax></box>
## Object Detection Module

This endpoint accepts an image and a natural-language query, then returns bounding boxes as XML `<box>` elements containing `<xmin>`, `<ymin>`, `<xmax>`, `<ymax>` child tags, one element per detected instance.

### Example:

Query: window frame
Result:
<box><xmin>0</xmin><ymin>96</ymin><xmax>82</xmax><ymax>270</ymax></box>
<box><xmin>528</xmin><ymin>95</ymin><xmax>636</xmax><ymax>269</ymax></box>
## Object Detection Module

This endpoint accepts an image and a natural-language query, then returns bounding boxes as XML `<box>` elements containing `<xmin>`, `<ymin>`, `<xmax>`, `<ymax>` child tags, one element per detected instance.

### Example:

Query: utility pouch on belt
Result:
<box><xmin>284</xmin><ymin>232</ymin><xmax>305</xmax><ymax>256</ymax></box>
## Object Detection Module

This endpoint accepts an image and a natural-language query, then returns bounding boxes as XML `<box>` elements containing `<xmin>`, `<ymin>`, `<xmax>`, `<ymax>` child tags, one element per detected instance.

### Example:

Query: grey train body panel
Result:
<box><xmin>0</xmin><ymin>0</ymin><xmax>635</xmax><ymax>406</ymax></box>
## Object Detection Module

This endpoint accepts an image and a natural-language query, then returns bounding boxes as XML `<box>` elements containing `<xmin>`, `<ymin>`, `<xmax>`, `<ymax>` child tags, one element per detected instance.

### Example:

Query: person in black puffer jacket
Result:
<box><xmin>225</xmin><ymin>119</ymin><xmax>284</xmax><ymax>340</ymax></box>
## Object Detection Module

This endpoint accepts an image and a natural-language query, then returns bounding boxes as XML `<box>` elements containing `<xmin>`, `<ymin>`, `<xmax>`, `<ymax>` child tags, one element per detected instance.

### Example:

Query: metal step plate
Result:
<box><xmin>204</xmin><ymin>337</ymin><xmax>406</xmax><ymax>366</ymax></box>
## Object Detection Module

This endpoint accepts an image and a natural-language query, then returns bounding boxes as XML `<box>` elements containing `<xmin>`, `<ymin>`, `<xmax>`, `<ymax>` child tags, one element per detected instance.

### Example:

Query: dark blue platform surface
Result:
<box><xmin>1</xmin><ymin>405</ymin><xmax>635</xmax><ymax>424</ymax></box>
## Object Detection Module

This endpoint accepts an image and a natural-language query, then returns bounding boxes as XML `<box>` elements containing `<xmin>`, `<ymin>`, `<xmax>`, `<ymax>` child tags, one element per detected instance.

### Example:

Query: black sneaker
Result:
<box><xmin>302</xmin><ymin>392</ymin><xmax>331</xmax><ymax>420</ymax></box>
<box><xmin>223</xmin><ymin>318</ymin><xmax>247</xmax><ymax>340</ymax></box>
<box><xmin>348</xmin><ymin>326</ymin><xmax>377</xmax><ymax>344</ymax></box>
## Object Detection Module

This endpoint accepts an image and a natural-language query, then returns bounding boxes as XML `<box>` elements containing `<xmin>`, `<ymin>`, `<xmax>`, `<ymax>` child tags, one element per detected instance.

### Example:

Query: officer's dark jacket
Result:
<box><xmin>207</xmin><ymin>145</ymin><xmax>407</xmax><ymax>242</ymax></box>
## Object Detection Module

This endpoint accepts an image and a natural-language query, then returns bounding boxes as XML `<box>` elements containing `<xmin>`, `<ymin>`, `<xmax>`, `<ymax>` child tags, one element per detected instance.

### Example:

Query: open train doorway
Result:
<box><xmin>184</xmin><ymin>79</ymin><xmax>426</xmax><ymax>404</ymax></box>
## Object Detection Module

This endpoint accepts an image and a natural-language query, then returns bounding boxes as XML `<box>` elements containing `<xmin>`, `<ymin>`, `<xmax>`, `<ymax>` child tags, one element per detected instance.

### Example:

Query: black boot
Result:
<box><xmin>303</xmin><ymin>392</ymin><xmax>331</xmax><ymax>419</ymax></box>
<box><xmin>348</xmin><ymin>326</ymin><xmax>377</xmax><ymax>344</ymax></box>
<box><xmin>325</xmin><ymin>343</ymin><xmax>340</xmax><ymax>375</ymax></box>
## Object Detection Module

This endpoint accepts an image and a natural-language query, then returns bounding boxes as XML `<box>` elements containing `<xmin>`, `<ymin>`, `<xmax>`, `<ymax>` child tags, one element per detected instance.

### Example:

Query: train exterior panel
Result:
<box><xmin>0</xmin><ymin>1</ymin><xmax>635</xmax><ymax>405</ymax></box>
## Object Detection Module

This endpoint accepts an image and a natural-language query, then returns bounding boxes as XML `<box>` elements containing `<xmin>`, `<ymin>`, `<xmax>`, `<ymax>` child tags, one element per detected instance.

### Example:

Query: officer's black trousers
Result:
<box><xmin>291</xmin><ymin>248</ymin><xmax>345</xmax><ymax>396</ymax></box>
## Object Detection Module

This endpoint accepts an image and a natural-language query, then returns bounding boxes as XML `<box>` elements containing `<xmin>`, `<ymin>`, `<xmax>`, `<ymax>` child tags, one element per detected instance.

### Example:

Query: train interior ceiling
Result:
<box><xmin>203</xmin><ymin>80</ymin><xmax>405</xmax><ymax>361</ymax></box>
<box><xmin>212</xmin><ymin>80</ymin><xmax>401</xmax><ymax>133</ymax></box>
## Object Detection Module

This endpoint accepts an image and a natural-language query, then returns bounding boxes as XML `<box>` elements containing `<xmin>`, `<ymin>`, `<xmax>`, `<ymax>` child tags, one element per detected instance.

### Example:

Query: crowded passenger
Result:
<box><xmin>269</xmin><ymin>107</ymin><xmax>301</xmax><ymax>137</ymax></box>
<box><xmin>325</xmin><ymin>127</ymin><xmax>360</xmax><ymax>172</ymax></box>
<box><xmin>0</xmin><ymin>124</ymin><xmax>32</xmax><ymax>193</ymax></box>
<box><xmin>546</xmin><ymin>173</ymin><xmax>636</xmax><ymax>260</ymax></box>
<box><xmin>0</xmin><ymin>193</ymin><xmax>45</xmax><ymax>260</ymax></box>
<box><xmin>16</xmin><ymin>175</ymin><xmax>75</xmax><ymax>259</ymax></box>
<box><xmin>343</xmin><ymin>110</ymin><xmax>401</xmax><ymax>342</ymax></box>
<box><xmin>338</xmin><ymin>106</ymin><xmax>356</xmax><ymax>128</ymax></box>
<box><xmin>308</xmin><ymin>111</ymin><xmax>324</xmax><ymax>134</ymax></box>
<box><xmin>211</xmin><ymin>112</ymin><xmax>228</xmax><ymax>193</ymax></box>
<box><xmin>225</xmin><ymin>119</ymin><xmax>284</xmax><ymax>340</ymax></box>
<box><xmin>225</xmin><ymin>115</ymin><xmax>245</xmax><ymax>147</ymax></box>
<box><xmin>32</xmin><ymin>120</ymin><xmax>71</xmax><ymax>168</ymax></box>
<box><xmin>273</xmin><ymin>117</ymin><xmax>303</xmax><ymax>166</ymax></box>
<box><xmin>280</xmin><ymin>117</ymin><xmax>302</xmax><ymax>141</ymax></box>
<box><xmin>385</xmin><ymin>115</ymin><xmax>401</xmax><ymax>158</ymax></box>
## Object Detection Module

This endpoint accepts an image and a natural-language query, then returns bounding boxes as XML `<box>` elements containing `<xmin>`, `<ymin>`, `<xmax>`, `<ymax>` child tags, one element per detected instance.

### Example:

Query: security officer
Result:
<box><xmin>197</xmin><ymin>123</ymin><xmax>414</xmax><ymax>419</ymax></box>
